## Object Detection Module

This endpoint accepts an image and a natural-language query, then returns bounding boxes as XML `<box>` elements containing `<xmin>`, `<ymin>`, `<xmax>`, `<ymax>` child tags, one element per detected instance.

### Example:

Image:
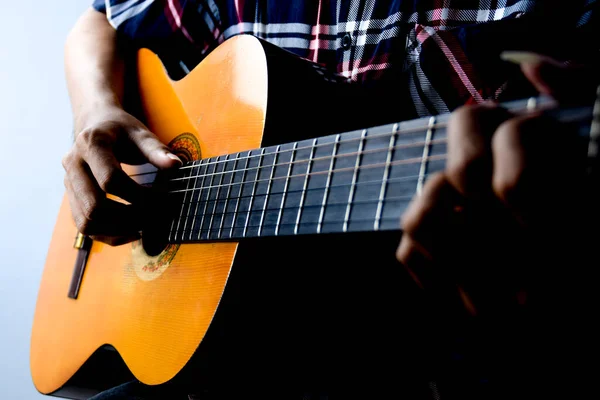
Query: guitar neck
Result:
<box><xmin>156</xmin><ymin>95</ymin><xmax>595</xmax><ymax>243</ymax></box>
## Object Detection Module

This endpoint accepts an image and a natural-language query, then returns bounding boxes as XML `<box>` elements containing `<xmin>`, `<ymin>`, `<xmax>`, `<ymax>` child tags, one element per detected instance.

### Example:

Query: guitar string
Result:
<box><xmin>171</xmin><ymin>192</ymin><xmax>416</xmax><ymax>226</ymax></box>
<box><xmin>165</xmin><ymin>115</ymin><xmax>588</xmax><ymax>238</ymax></box>
<box><xmin>127</xmin><ymin>96</ymin><xmax>563</xmax><ymax>180</ymax></box>
<box><xmin>170</xmin><ymin>215</ymin><xmax>413</xmax><ymax>239</ymax></box>
<box><xmin>165</xmin><ymin>102</ymin><xmax>588</xmax><ymax>239</ymax></box>
<box><xmin>169</xmin><ymin>194</ymin><xmax>421</xmax><ymax>238</ymax></box>
<box><xmin>130</xmin><ymin>134</ymin><xmax>447</xmax><ymax>183</ymax></box>
<box><xmin>137</xmin><ymin>98</ymin><xmax>570</xmax><ymax>239</ymax></box>
<box><xmin>137</xmin><ymin>100</ymin><xmax>592</xmax><ymax>191</ymax></box>
<box><xmin>168</xmin><ymin>138</ymin><xmax>447</xmax><ymax>184</ymax></box>
<box><xmin>177</xmin><ymin>121</ymin><xmax>447</xmax><ymax>169</ymax></box>
<box><xmin>167</xmin><ymin>170</ymin><xmax>442</xmax><ymax>238</ymax></box>
<box><xmin>164</xmin><ymin>154</ymin><xmax>447</xmax><ymax>195</ymax></box>
<box><xmin>170</xmin><ymin>172</ymin><xmax>431</xmax><ymax>217</ymax></box>
<box><xmin>162</xmin><ymin>94</ymin><xmax>555</xmax><ymax>175</ymax></box>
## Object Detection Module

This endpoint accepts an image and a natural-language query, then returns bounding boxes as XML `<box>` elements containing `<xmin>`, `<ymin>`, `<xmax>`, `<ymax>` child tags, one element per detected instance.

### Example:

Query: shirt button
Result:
<box><xmin>341</xmin><ymin>33</ymin><xmax>352</xmax><ymax>50</ymax></box>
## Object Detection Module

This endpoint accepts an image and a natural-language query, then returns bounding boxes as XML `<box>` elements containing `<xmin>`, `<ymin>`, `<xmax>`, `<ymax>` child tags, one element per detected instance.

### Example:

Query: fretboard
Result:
<box><xmin>139</xmin><ymin>95</ymin><xmax>595</xmax><ymax>243</ymax></box>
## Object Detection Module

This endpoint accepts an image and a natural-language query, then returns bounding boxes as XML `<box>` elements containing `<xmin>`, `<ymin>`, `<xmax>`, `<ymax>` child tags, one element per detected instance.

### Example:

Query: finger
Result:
<box><xmin>64</xmin><ymin>168</ymin><xmax>143</xmax><ymax>237</ymax></box>
<box><xmin>396</xmin><ymin>234</ymin><xmax>432</xmax><ymax>290</ymax></box>
<box><xmin>76</xmin><ymin>128</ymin><xmax>149</xmax><ymax>204</ymax></box>
<box><xmin>397</xmin><ymin>232</ymin><xmax>477</xmax><ymax>315</ymax></box>
<box><xmin>128</xmin><ymin>127</ymin><xmax>183</xmax><ymax>170</ymax></box>
<box><xmin>80</xmin><ymin>199</ymin><xmax>142</xmax><ymax>237</ymax></box>
<box><xmin>63</xmin><ymin>152</ymin><xmax>105</xmax><ymax>224</ymax></box>
<box><xmin>500</xmin><ymin>51</ymin><xmax>597</xmax><ymax>103</ymax></box>
<box><xmin>491</xmin><ymin>114</ymin><xmax>560</xmax><ymax>227</ymax></box>
<box><xmin>446</xmin><ymin>103</ymin><xmax>511</xmax><ymax>199</ymax></box>
<box><xmin>401</xmin><ymin>173</ymin><xmax>465</xmax><ymax>257</ymax></box>
<box><xmin>64</xmin><ymin>174</ymin><xmax>86</xmax><ymax>235</ymax></box>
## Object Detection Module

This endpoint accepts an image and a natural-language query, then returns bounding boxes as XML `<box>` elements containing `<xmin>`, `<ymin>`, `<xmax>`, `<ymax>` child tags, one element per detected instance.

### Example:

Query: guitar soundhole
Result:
<box><xmin>141</xmin><ymin>132</ymin><xmax>201</xmax><ymax>257</ymax></box>
<box><xmin>141</xmin><ymin>231</ymin><xmax>167</xmax><ymax>257</ymax></box>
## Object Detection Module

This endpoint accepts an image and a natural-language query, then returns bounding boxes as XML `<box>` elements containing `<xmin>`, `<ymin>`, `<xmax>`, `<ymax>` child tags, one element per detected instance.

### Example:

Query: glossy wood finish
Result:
<box><xmin>30</xmin><ymin>35</ymin><xmax>268</xmax><ymax>394</ymax></box>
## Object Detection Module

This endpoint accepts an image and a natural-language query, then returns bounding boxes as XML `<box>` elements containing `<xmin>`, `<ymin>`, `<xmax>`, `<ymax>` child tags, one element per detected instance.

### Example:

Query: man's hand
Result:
<box><xmin>396</xmin><ymin>52</ymin><xmax>597</xmax><ymax>316</ymax></box>
<box><xmin>63</xmin><ymin>8</ymin><xmax>182</xmax><ymax>246</ymax></box>
<box><xmin>62</xmin><ymin>106</ymin><xmax>181</xmax><ymax>245</ymax></box>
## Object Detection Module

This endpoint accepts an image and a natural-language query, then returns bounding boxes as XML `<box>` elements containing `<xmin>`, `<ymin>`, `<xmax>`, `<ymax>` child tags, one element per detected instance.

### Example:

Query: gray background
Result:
<box><xmin>0</xmin><ymin>1</ymin><xmax>91</xmax><ymax>398</ymax></box>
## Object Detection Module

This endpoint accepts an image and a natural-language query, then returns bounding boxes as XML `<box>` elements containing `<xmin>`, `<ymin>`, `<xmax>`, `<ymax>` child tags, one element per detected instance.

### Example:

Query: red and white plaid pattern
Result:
<box><xmin>94</xmin><ymin>0</ymin><xmax>598</xmax><ymax>118</ymax></box>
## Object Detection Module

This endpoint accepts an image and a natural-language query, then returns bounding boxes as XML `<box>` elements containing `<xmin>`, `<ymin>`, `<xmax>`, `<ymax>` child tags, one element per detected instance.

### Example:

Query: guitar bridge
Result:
<box><xmin>68</xmin><ymin>233</ymin><xmax>92</xmax><ymax>299</ymax></box>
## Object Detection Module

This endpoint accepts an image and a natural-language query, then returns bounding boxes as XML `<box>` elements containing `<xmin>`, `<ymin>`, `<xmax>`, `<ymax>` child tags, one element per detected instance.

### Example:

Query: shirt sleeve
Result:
<box><xmin>91</xmin><ymin>0</ymin><xmax>225</xmax><ymax>80</ymax></box>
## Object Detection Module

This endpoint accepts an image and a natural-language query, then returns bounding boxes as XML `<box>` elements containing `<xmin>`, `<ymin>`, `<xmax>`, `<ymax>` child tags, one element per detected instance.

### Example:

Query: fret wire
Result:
<box><xmin>171</xmin><ymin>157</ymin><xmax>196</xmax><ymax>242</ymax></box>
<box><xmin>197</xmin><ymin>157</ymin><xmax>218</xmax><ymax>240</ymax></box>
<box><xmin>317</xmin><ymin>134</ymin><xmax>340</xmax><ymax>234</ymax></box>
<box><xmin>206</xmin><ymin>154</ymin><xmax>227</xmax><ymax>240</ymax></box>
<box><xmin>186</xmin><ymin>158</ymin><xmax>207</xmax><ymax>241</ymax></box>
<box><xmin>218</xmin><ymin>153</ymin><xmax>239</xmax><ymax>239</ymax></box>
<box><xmin>177</xmin><ymin>172</ymin><xmax>431</xmax><ymax>214</ymax></box>
<box><xmin>173</xmin><ymin>214</ymin><xmax>415</xmax><ymax>239</ymax></box>
<box><xmin>173</xmin><ymin>193</ymin><xmax>416</xmax><ymax>232</ymax></box>
<box><xmin>258</xmin><ymin>145</ymin><xmax>280</xmax><ymax>237</ymax></box>
<box><xmin>374</xmin><ymin>123</ymin><xmax>398</xmax><ymax>231</ymax></box>
<box><xmin>343</xmin><ymin>129</ymin><xmax>367</xmax><ymax>233</ymax></box>
<box><xmin>169</xmin><ymin>153</ymin><xmax>447</xmax><ymax>195</ymax></box>
<box><xmin>295</xmin><ymin>138</ymin><xmax>317</xmax><ymax>235</ymax></box>
<box><xmin>169</xmin><ymin>138</ymin><xmax>447</xmax><ymax>184</ymax></box>
<box><xmin>229</xmin><ymin>152</ymin><xmax>250</xmax><ymax>239</ymax></box>
<box><xmin>417</xmin><ymin>117</ymin><xmax>435</xmax><ymax>195</ymax></box>
<box><xmin>275</xmin><ymin>142</ymin><xmax>297</xmax><ymax>236</ymax></box>
<box><xmin>242</xmin><ymin>148</ymin><xmax>265</xmax><ymax>238</ymax></box>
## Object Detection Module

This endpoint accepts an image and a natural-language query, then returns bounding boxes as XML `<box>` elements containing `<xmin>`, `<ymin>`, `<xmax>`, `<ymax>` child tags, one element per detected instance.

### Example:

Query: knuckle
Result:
<box><xmin>135</xmin><ymin>130</ymin><xmax>167</xmax><ymax>152</ymax></box>
<box><xmin>448</xmin><ymin>104</ymin><xmax>491</xmax><ymax>131</ymax></box>
<box><xmin>61</xmin><ymin>153</ymin><xmax>72</xmax><ymax>169</ymax></box>
<box><xmin>77</xmin><ymin>127</ymin><xmax>114</xmax><ymax>150</ymax></box>
<box><xmin>495</xmin><ymin>117</ymin><xmax>526</xmax><ymax>140</ymax></box>
<box><xmin>449</xmin><ymin>105</ymin><xmax>477</xmax><ymax>126</ymax></box>
<box><xmin>491</xmin><ymin>116</ymin><xmax>533</xmax><ymax>204</ymax></box>
<box><xmin>97</xmin><ymin>169</ymin><xmax>118</xmax><ymax>193</ymax></box>
<box><xmin>76</xmin><ymin>128</ymin><xmax>93</xmax><ymax>145</ymax></box>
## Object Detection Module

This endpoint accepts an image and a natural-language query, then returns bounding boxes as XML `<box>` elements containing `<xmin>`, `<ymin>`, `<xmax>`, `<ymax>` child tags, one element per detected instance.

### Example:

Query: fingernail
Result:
<box><xmin>166</xmin><ymin>153</ymin><xmax>183</xmax><ymax>165</ymax></box>
<box><xmin>500</xmin><ymin>51</ymin><xmax>549</xmax><ymax>65</ymax></box>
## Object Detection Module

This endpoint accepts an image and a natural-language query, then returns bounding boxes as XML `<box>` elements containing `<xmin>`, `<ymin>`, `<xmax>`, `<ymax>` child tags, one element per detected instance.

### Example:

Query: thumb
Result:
<box><xmin>130</xmin><ymin>128</ymin><xmax>183</xmax><ymax>169</ymax></box>
<box><xmin>500</xmin><ymin>51</ymin><xmax>597</xmax><ymax>103</ymax></box>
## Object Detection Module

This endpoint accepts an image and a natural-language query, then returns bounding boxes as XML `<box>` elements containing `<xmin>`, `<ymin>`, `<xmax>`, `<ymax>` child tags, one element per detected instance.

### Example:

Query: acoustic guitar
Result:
<box><xmin>30</xmin><ymin>34</ymin><xmax>599</xmax><ymax>398</ymax></box>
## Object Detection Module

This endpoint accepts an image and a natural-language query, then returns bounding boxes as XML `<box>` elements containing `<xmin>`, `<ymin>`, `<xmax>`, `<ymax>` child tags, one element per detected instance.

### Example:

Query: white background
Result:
<box><xmin>0</xmin><ymin>1</ymin><xmax>91</xmax><ymax>398</ymax></box>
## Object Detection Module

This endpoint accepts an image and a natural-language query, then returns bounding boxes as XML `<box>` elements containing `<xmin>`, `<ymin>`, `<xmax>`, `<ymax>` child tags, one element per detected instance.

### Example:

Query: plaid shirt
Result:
<box><xmin>93</xmin><ymin>0</ymin><xmax>598</xmax><ymax>119</ymax></box>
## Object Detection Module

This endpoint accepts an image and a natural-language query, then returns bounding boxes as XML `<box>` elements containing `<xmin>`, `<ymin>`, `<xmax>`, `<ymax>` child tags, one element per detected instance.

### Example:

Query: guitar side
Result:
<box><xmin>30</xmin><ymin>35</ymin><xmax>269</xmax><ymax>395</ymax></box>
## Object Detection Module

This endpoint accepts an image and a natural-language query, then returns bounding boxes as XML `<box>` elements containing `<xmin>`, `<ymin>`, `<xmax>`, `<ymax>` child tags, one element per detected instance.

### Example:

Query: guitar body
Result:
<box><xmin>31</xmin><ymin>35</ymin><xmax>428</xmax><ymax>397</ymax></box>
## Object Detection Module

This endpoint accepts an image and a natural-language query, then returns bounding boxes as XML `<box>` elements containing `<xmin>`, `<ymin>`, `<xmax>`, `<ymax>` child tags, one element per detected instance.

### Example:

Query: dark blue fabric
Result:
<box><xmin>88</xmin><ymin>381</ymin><xmax>190</xmax><ymax>400</ymax></box>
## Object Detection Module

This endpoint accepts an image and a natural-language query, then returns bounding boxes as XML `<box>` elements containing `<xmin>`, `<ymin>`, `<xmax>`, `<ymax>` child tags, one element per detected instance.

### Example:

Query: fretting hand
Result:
<box><xmin>396</xmin><ymin>52</ymin><xmax>598</xmax><ymax>316</ymax></box>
